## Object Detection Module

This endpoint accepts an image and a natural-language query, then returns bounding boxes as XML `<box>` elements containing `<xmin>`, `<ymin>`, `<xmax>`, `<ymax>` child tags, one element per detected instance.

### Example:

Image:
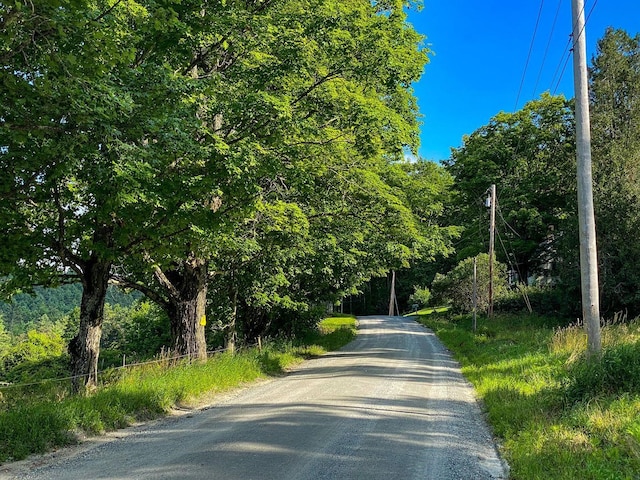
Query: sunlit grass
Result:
<box><xmin>418</xmin><ymin>313</ymin><xmax>640</xmax><ymax>479</ymax></box>
<box><xmin>0</xmin><ymin>316</ymin><xmax>357</xmax><ymax>464</ymax></box>
<box><xmin>405</xmin><ymin>306</ymin><xmax>449</xmax><ymax>316</ymax></box>
<box><xmin>318</xmin><ymin>314</ymin><xmax>357</xmax><ymax>333</ymax></box>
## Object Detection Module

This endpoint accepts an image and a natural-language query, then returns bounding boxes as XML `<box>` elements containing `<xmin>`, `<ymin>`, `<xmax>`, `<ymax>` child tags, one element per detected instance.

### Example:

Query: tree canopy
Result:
<box><xmin>1</xmin><ymin>0</ymin><xmax>458</xmax><ymax>389</ymax></box>
<box><xmin>589</xmin><ymin>28</ymin><xmax>640</xmax><ymax>313</ymax></box>
<box><xmin>445</xmin><ymin>93</ymin><xmax>576</xmax><ymax>284</ymax></box>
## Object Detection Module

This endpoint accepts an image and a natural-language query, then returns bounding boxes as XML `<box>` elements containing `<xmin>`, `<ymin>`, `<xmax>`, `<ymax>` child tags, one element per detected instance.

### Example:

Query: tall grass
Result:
<box><xmin>418</xmin><ymin>313</ymin><xmax>640</xmax><ymax>480</ymax></box>
<box><xmin>0</xmin><ymin>316</ymin><xmax>356</xmax><ymax>464</ymax></box>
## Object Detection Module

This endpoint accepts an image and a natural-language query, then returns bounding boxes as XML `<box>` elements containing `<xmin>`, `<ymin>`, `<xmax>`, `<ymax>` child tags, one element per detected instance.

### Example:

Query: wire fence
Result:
<box><xmin>0</xmin><ymin>342</ymin><xmax>261</xmax><ymax>392</ymax></box>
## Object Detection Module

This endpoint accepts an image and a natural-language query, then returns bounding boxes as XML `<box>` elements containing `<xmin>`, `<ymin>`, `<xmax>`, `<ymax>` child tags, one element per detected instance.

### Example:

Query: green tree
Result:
<box><xmin>0</xmin><ymin>330</ymin><xmax>66</xmax><ymax>381</ymax></box>
<box><xmin>0</xmin><ymin>315</ymin><xmax>11</xmax><ymax>357</ymax></box>
<box><xmin>445</xmin><ymin>94</ymin><xmax>576</xmax><ymax>283</ymax></box>
<box><xmin>1</xmin><ymin>0</ymin><xmax>436</xmax><ymax>389</ymax></box>
<box><xmin>589</xmin><ymin>28</ymin><xmax>640</xmax><ymax>313</ymax></box>
<box><xmin>408</xmin><ymin>286</ymin><xmax>431</xmax><ymax>309</ymax></box>
<box><xmin>0</xmin><ymin>0</ymin><xmax>216</xmax><ymax>389</ymax></box>
<box><xmin>100</xmin><ymin>301</ymin><xmax>171</xmax><ymax>360</ymax></box>
<box><xmin>115</xmin><ymin>0</ymin><xmax>434</xmax><ymax>349</ymax></box>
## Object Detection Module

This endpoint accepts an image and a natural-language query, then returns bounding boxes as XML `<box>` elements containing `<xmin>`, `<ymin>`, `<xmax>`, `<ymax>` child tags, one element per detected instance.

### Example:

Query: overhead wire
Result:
<box><xmin>496</xmin><ymin>202</ymin><xmax>520</xmax><ymax>238</ymax></box>
<box><xmin>551</xmin><ymin>0</ymin><xmax>599</xmax><ymax>94</ymax></box>
<box><xmin>496</xmin><ymin>223</ymin><xmax>519</xmax><ymax>281</ymax></box>
<box><xmin>532</xmin><ymin>0</ymin><xmax>563</xmax><ymax>98</ymax></box>
<box><xmin>494</xmin><ymin>193</ymin><xmax>533</xmax><ymax>312</ymax></box>
<box><xmin>494</xmin><ymin>192</ymin><xmax>524</xmax><ymax>280</ymax></box>
<box><xmin>515</xmin><ymin>0</ymin><xmax>546</xmax><ymax>111</ymax></box>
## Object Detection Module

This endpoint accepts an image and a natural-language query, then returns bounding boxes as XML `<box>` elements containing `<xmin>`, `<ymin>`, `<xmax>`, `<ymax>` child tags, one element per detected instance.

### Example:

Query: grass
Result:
<box><xmin>404</xmin><ymin>306</ymin><xmax>449</xmax><ymax>316</ymax></box>
<box><xmin>0</xmin><ymin>316</ymin><xmax>357</xmax><ymax>464</ymax></box>
<box><xmin>417</xmin><ymin>313</ymin><xmax>640</xmax><ymax>479</ymax></box>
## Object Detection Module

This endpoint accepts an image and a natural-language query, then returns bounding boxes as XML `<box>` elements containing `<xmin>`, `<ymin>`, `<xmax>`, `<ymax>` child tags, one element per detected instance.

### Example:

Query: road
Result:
<box><xmin>6</xmin><ymin>315</ymin><xmax>507</xmax><ymax>480</ymax></box>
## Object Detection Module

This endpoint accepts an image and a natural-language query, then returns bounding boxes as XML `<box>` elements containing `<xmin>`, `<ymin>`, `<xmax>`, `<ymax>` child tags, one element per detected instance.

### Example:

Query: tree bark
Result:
<box><xmin>69</xmin><ymin>257</ymin><xmax>111</xmax><ymax>392</ymax></box>
<box><xmin>161</xmin><ymin>258</ymin><xmax>208</xmax><ymax>360</ymax></box>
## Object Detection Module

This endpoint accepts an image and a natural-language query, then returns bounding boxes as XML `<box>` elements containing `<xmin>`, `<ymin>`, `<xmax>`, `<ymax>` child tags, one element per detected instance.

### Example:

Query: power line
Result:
<box><xmin>496</xmin><ymin>202</ymin><xmax>521</xmax><ymax>238</ymax></box>
<box><xmin>576</xmin><ymin>0</ymin><xmax>599</xmax><ymax>45</ymax></box>
<box><xmin>496</xmin><ymin>225</ymin><xmax>520</xmax><ymax>279</ymax></box>
<box><xmin>515</xmin><ymin>0</ymin><xmax>546</xmax><ymax>111</ymax></box>
<box><xmin>551</xmin><ymin>0</ymin><xmax>599</xmax><ymax>94</ymax></box>
<box><xmin>532</xmin><ymin>0</ymin><xmax>563</xmax><ymax>98</ymax></box>
<box><xmin>552</xmin><ymin>48</ymin><xmax>573</xmax><ymax>94</ymax></box>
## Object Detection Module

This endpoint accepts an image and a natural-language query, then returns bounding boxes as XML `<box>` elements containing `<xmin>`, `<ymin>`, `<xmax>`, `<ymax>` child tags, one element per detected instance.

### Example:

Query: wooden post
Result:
<box><xmin>388</xmin><ymin>270</ymin><xmax>397</xmax><ymax>316</ymax></box>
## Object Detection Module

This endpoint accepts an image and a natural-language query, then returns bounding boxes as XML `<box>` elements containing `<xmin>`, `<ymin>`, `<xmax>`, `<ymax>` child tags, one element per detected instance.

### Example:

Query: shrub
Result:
<box><xmin>4</xmin><ymin>355</ymin><xmax>70</xmax><ymax>383</ymax></box>
<box><xmin>101</xmin><ymin>301</ymin><xmax>172</xmax><ymax>362</ymax></box>
<box><xmin>431</xmin><ymin>254</ymin><xmax>507</xmax><ymax>313</ymax></box>
<box><xmin>495</xmin><ymin>284</ymin><xmax>578</xmax><ymax>317</ymax></box>
<box><xmin>408</xmin><ymin>286</ymin><xmax>431</xmax><ymax>309</ymax></box>
<box><xmin>565</xmin><ymin>340</ymin><xmax>640</xmax><ymax>402</ymax></box>
<box><xmin>1</xmin><ymin>330</ymin><xmax>66</xmax><ymax>379</ymax></box>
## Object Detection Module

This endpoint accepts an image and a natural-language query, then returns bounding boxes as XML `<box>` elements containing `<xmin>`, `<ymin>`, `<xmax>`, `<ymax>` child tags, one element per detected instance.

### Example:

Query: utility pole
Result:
<box><xmin>487</xmin><ymin>184</ymin><xmax>496</xmax><ymax>317</ymax></box>
<box><xmin>473</xmin><ymin>256</ymin><xmax>478</xmax><ymax>332</ymax></box>
<box><xmin>388</xmin><ymin>270</ymin><xmax>398</xmax><ymax>316</ymax></box>
<box><xmin>571</xmin><ymin>0</ymin><xmax>601</xmax><ymax>355</ymax></box>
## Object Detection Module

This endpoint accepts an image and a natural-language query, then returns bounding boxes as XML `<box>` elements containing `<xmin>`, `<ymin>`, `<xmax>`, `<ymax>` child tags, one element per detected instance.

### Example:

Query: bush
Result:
<box><xmin>408</xmin><ymin>286</ymin><xmax>431</xmax><ymax>309</ymax></box>
<box><xmin>4</xmin><ymin>355</ymin><xmax>70</xmax><ymax>383</ymax></box>
<box><xmin>101</xmin><ymin>301</ymin><xmax>172</xmax><ymax>361</ymax></box>
<box><xmin>495</xmin><ymin>285</ymin><xmax>579</xmax><ymax>317</ymax></box>
<box><xmin>565</xmin><ymin>340</ymin><xmax>640</xmax><ymax>402</ymax></box>
<box><xmin>431</xmin><ymin>254</ymin><xmax>507</xmax><ymax>313</ymax></box>
<box><xmin>1</xmin><ymin>330</ymin><xmax>66</xmax><ymax>379</ymax></box>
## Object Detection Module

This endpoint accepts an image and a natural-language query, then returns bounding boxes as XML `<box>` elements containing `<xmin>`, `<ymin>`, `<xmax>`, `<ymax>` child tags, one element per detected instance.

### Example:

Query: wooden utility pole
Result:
<box><xmin>472</xmin><ymin>256</ymin><xmax>478</xmax><ymax>332</ymax></box>
<box><xmin>388</xmin><ymin>270</ymin><xmax>398</xmax><ymax>316</ymax></box>
<box><xmin>571</xmin><ymin>0</ymin><xmax>601</xmax><ymax>355</ymax></box>
<box><xmin>487</xmin><ymin>184</ymin><xmax>496</xmax><ymax>317</ymax></box>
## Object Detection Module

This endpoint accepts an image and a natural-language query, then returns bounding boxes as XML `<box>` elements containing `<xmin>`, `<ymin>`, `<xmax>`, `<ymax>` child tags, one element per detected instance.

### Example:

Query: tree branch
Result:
<box><xmin>142</xmin><ymin>252</ymin><xmax>181</xmax><ymax>301</ymax></box>
<box><xmin>110</xmin><ymin>274</ymin><xmax>170</xmax><ymax>310</ymax></box>
<box><xmin>93</xmin><ymin>0</ymin><xmax>124</xmax><ymax>22</ymax></box>
<box><xmin>292</xmin><ymin>72</ymin><xmax>342</xmax><ymax>106</ymax></box>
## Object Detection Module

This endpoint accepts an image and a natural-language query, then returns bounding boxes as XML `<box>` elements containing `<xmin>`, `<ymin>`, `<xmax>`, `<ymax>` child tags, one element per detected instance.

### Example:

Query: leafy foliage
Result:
<box><xmin>408</xmin><ymin>286</ymin><xmax>431</xmax><ymax>309</ymax></box>
<box><xmin>431</xmin><ymin>253</ymin><xmax>507</xmax><ymax>313</ymax></box>
<box><xmin>0</xmin><ymin>330</ymin><xmax>66</xmax><ymax>382</ymax></box>
<box><xmin>445</xmin><ymin>94</ymin><xmax>575</xmax><ymax>283</ymax></box>
<box><xmin>0</xmin><ymin>285</ymin><xmax>139</xmax><ymax>335</ymax></box>
<box><xmin>100</xmin><ymin>301</ymin><xmax>172</xmax><ymax>362</ymax></box>
<box><xmin>589</xmin><ymin>28</ymin><xmax>640</xmax><ymax>314</ymax></box>
<box><xmin>0</xmin><ymin>0</ymin><xmax>446</xmax><ymax>385</ymax></box>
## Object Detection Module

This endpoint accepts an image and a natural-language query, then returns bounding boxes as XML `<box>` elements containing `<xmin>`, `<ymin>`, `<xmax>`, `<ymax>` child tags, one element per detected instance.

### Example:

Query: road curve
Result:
<box><xmin>7</xmin><ymin>315</ymin><xmax>507</xmax><ymax>480</ymax></box>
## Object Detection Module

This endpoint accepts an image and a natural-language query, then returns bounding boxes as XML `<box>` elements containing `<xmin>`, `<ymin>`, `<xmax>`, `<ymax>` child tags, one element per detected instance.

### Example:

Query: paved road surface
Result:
<box><xmin>5</xmin><ymin>315</ymin><xmax>507</xmax><ymax>480</ymax></box>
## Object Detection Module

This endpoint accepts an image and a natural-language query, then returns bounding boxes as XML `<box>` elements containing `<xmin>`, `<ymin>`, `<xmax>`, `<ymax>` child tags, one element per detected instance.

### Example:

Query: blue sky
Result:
<box><xmin>406</xmin><ymin>0</ymin><xmax>640</xmax><ymax>162</ymax></box>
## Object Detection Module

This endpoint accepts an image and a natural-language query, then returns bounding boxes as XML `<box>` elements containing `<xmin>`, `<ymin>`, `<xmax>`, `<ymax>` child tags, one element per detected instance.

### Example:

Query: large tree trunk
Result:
<box><xmin>161</xmin><ymin>258</ymin><xmax>208</xmax><ymax>360</ymax></box>
<box><xmin>69</xmin><ymin>258</ymin><xmax>111</xmax><ymax>392</ymax></box>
